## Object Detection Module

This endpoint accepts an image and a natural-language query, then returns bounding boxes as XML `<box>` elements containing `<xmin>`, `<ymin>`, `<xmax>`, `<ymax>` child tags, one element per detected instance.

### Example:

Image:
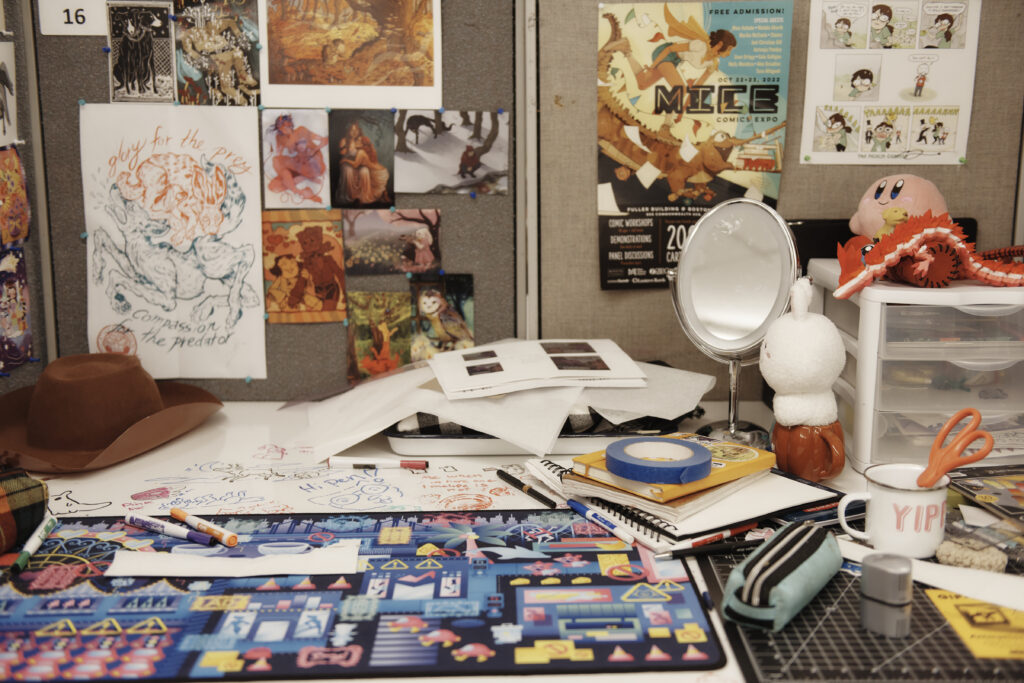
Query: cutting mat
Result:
<box><xmin>703</xmin><ymin>547</ymin><xmax>1024</xmax><ymax>681</ymax></box>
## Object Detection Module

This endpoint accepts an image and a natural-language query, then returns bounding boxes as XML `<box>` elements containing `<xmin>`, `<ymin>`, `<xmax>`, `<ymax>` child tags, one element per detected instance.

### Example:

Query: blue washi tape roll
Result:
<box><xmin>605</xmin><ymin>436</ymin><xmax>712</xmax><ymax>484</ymax></box>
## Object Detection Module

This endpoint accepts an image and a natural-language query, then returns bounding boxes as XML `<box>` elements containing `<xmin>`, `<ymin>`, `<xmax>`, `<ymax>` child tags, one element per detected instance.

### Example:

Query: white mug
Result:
<box><xmin>837</xmin><ymin>463</ymin><xmax>948</xmax><ymax>559</ymax></box>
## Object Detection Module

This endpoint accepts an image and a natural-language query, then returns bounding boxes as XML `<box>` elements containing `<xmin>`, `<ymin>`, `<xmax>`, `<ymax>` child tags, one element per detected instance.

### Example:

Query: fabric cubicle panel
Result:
<box><xmin>22</xmin><ymin>0</ymin><xmax>517</xmax><ymax>401</ymax></box>
<box><xmin>538</xmin><ymin>0</ymin><xmax>1024</xmax><ymax>401</ymax></box>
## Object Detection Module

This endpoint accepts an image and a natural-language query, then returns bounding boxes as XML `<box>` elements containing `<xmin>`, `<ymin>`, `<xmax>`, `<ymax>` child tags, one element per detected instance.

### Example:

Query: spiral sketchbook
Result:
<box><xmin>525</xmin><ymin>459</ymin><xmax>839</xmax><ymax>541</ymax></box>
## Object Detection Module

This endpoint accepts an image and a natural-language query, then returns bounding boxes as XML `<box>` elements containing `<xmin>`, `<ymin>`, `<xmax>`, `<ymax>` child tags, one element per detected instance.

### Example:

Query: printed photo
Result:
<box><xmin>0</xmin><ymin>146</ymin><xmax>30</xmax><ymax>245</ymax></box>
<box><xmin>175</xmin><ymin>0</ymin><xmax>260</xmax><ymax>105</ymax></box>
<box><xmin>262</xmin><ymin>108</ymin><xmax>330</xmax><ymax>209</ymax></box>
<box><xmin>394</xmin><ymin>109</ymin><xmax>510</xmax><ymax>195</ymax></box>
<box><xmin>343</xmin><ymin>209</ymin><xmax>440</xmax><ymax>276</ymax></box>
<box><xmin>262</xmin><ymin>209</ymin><xmax>347</xmax><ymax>323</ymax></box>
<box><xmin>0</xmin><ymin>247</ymin><xmax>31</xmax><ymax>373</ymax></box>
<box><xmin>346</xmin><ymin>291</ymin><xmax>411</xmax><ymax>383</ymax></box>
<box><xmin>329</xmin><ymin>109</ymin><xmax>394</xmax><ymax>209</ymax></box>
<box><xmin>409</xmin><ymin>273</ymin><xmax>474</xmax><ymax>361</ymax></box>
<box><xmin>107</xmin><ymin>1</ymin><xmax>176</xmax><ymax>103</ymax></box>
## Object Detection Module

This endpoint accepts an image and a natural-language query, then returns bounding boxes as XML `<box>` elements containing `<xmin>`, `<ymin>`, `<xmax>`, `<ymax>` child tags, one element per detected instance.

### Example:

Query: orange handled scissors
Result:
<box><xmin>917</xmin><ymin>407</ymin><xmax>994</xmax><ymax>488</ymax></box>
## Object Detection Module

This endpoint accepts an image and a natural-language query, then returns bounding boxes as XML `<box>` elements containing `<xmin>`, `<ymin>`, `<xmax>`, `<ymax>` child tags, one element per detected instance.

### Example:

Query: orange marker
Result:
<box><xmin>169</xmin><ymin>508</ymin><xmax>238</xmax><ymax>547</ymax></box>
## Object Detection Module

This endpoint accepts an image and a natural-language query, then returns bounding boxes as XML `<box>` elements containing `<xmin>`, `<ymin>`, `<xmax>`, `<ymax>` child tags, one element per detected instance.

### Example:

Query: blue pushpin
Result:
<box><xmin>245</xmin><ymin>376</ymin><xmax>253</xmax><ymax>384</ymax></box>
<box><xmin>80</xmin><ymin>231</ymin><xmax>88</xmax><ymax>239</ymax></box>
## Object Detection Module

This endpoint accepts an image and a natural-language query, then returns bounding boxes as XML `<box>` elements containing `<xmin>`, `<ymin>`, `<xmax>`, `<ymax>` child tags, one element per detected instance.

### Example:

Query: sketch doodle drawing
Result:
<box><xmin>91</xmin><ymin>152</ymin><xmax>259</xmax><ymax>330</ymax></box>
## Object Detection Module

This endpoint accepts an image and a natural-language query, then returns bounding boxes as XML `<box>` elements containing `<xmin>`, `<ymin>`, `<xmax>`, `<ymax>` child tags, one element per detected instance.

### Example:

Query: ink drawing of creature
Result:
<box><xmin>90</xmin><ymin>152</ymin><xmax>260</xmax><ymax>330</ymax></box>
<box><xmin>0</xmin><ymin>63</ymin><xmax>13</xmax><ymax>136</ymax></box>
<box><xmin>418</xmin><ymin>288</ymin><xmax>472</xmax><ymax>349</ymax></box>
<box><xmin>109</xmin><ymin>3</ymin><xmax>173</xmax><ymax>101</ymax></box>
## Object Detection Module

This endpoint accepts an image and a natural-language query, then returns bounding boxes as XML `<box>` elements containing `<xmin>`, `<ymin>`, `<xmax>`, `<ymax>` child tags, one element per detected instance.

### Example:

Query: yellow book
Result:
<box><xmin>571</xmin><ymin>433</ymin><xmax>776</xmax><ymax>503</ymax></box>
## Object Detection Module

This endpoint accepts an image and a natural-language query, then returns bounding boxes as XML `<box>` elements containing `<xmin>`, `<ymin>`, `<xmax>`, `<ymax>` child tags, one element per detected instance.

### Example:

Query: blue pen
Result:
<box><xmin>567</xmin><ymin>499</ymin><xmax>634</xmax><ymax>545</ymax></box>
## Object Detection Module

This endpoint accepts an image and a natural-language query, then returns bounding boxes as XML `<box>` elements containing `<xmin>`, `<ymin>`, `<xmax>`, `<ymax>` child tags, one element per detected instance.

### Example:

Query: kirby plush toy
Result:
<box><xmin>848</xmin><ymin>173</ymin><xmax>948</xmax><ymax>239</ymax></box>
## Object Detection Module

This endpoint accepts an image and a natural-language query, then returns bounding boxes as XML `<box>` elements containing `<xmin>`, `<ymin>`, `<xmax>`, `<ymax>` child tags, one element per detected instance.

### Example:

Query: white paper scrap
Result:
<box><xmin>838</xmin><ymin>537</ymin><xmax>1024</xmax><ymax>613</ymax></box>
<box><xmin>105</xmin><ymin>540</ymin><xmax>360</xmax><ymax>577</ymax></box>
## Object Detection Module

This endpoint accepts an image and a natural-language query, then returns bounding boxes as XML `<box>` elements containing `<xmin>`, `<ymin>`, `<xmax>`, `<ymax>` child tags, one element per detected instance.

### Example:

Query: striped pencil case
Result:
<box><xmin>721</xmin><ymin>521</ymin><xmax>841</xmax><ymax>632</ymax></box>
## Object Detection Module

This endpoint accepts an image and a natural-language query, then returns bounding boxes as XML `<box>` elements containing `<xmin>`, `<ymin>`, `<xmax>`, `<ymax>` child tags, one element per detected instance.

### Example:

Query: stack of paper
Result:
<box><xmin>291</xmin><ymin>340</ymin><xmax>715</xmax><ymax>457</ymax></box>
<box><xmin>427</xmin><ymin>339</ymin><xmax>648</xmax><ymax>400</ymax></box>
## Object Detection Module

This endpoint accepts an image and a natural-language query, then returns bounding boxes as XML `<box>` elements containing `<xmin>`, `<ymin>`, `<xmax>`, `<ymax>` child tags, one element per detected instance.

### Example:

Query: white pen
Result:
<box><xmin>567</xmin><ymin>499</ymin><xmax>635</xmax><ymax>545</ymax></box>
<box><xmin>328</xmin><ymin>456</ymin><xmax>428</xmax><ymax>470</ymax></box>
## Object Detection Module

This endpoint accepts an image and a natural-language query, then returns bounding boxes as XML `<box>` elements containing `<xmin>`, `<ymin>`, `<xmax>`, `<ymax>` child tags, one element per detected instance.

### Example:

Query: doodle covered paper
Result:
<box><xmin>81</xmin><ymin>103</ymin><xmax>266</xmax><ymax>379</ymax></box>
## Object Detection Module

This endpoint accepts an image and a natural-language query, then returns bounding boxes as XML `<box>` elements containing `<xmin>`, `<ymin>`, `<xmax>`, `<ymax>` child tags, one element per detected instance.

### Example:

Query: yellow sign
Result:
<box><xmin>926</xmin><ymin>589</ymin><xmax>1024</xmax><ymax>659</ymax></box>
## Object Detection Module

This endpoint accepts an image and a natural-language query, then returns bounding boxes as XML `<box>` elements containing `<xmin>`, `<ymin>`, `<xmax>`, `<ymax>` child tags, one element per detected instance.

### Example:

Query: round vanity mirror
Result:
<box><xmin>668</xmin><ymin>198</ymin><xmax>798</xmax><ymax>447</ymax></box>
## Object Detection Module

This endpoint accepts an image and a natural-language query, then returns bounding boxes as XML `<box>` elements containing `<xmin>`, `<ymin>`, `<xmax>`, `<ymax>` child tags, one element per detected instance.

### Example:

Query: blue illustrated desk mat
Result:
<box><xmin>0</xmin><ymin>509</ymin><xmax>724</xmax><ymax>680</ymax></box>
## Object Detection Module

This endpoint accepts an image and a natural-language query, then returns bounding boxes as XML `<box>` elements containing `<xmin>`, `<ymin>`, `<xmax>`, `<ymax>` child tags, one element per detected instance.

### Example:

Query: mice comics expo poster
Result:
<box><xmin>597</xmin><ymin>2</ymin><xmax>792</xmax><ymax>290</ymax></box>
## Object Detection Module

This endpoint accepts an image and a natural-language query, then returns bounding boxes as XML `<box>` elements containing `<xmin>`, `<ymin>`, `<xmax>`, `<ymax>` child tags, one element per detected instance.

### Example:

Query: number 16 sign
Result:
<box><xmin>39</xmin><ymin>0</ymin><xmax>107</xmax><ymax>36</ymax></box>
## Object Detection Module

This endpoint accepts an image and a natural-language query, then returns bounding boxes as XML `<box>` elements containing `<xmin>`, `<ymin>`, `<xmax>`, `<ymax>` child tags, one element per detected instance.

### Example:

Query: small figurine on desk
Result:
<box><xmin>760</xmin><ymin>278</ymin><xmax>846</xmax><ymax>482</ymax></box>
<box><xmin>837</xmin><ymin>174</ymin><xmax>1024</xmax><ymax>299</ymax></box>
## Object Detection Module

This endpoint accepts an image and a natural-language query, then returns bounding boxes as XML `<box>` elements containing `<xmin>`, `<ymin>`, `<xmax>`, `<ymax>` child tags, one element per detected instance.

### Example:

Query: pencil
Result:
<box><xmin>496</xmin><ymin>469</ymin><xmax>557</xmax><ymax>509</ymax></box>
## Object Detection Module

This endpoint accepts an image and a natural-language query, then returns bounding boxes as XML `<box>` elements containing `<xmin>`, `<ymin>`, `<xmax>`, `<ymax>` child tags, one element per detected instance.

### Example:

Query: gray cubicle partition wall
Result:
<box><xmin>0</xmin><ymin>1</ymin><xmax>48</xmax><ymax>390</ymax></box>
<box><xmin>17</xmin><ymin>0</ymin><xmax>516</xmax><ymax>401</ymax></box>
<box><xmin>538</xmin><ymin>0</ymin><xmax>1024</xmax><ymax>402</ymax></box>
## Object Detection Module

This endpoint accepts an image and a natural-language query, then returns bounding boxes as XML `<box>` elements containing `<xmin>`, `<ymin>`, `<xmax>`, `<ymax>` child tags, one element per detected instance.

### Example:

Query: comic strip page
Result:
<box><xmin>800</xmin><ymin>0</ymin><xmax>980</xmax><ymax>164</ymax></box>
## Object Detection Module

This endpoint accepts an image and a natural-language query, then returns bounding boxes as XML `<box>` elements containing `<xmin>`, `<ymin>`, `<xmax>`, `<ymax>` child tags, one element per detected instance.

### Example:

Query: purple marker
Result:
<box><xmin>125</xmin><ymin>514</ymin><xmax>215</xmax><ymax>546</ymax></box>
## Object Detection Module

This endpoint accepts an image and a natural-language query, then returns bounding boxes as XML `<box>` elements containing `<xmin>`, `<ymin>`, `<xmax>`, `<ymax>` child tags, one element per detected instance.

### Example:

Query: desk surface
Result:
<box><xmin>23</xmin><ymin>400</ymin><xmax>1018</xmax><ymax>682</ymax></box>
<box><xmin>28</xmin><ymin>400</ymin><xmax>772</xmax><ymax>682</ymax></box>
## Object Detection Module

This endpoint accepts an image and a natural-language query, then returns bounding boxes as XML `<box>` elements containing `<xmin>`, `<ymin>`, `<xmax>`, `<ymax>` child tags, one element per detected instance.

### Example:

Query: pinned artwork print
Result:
<box><xmin>261</xmin><ymin>108</ymin><xmax>330</xmax><ymax>209</ymax></box>
<box><xmin>343</xmin><ymin>209</ymin><xmax>440</xmax><ymax>275</ymax></box>
<box><xmin>329</xmin><ymin>109</ymin><xmax>394</xmax><ymax>209</ymax></box>
<box><xmin>0</xmin><ymin>146</ymin><xmax>30</xmax><ymax>245</ymax></box>
<box><xmin>0</xmin><ymin>42</ymin><xmax>18</xmax><ymax>148</ymax></box>
<box><xmin>107</xmin><ymin>1</ymin><xmax>176</xmax><ymax>103</ymax></box>
<box><xmin>347</xmin><ymin>291</ymin><xmax>411</xmax><ymax>382</ymax></box>
<box><xmin>394</xmin><ymin>109</ymin><xmax>510</xmax><ymax>195</ymax></box>
<box><xmin>262</xmin><ymin>209</ymin><xmax>347</xmax><ymax>323</ymax></box>
<box><xmin>80</xmin><ymin>104</ymin><xmax>266</xmax><ymax>379</ymax></box>
<box><xmin>410</xmin><ymin>273</ymin><xmax>474</xmax><ymax>361</ymax></box>
<box><xmin>175</xmin><ymin>0</ymin><xmax>261</xmax><ymax>106</ymax></box>
<box><xmin>257</xmin><ymin>0</ymin><xmax>441</xmax><ymax>109</ymax></box>
<box><xmin>0</xmin><ymin>247</ymin><xmax>32</xmax><ymax>373</ymax></box>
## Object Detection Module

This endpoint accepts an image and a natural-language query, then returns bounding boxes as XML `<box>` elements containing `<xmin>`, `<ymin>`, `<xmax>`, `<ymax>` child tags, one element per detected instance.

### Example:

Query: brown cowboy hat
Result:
<box><xmin>0</xmin><ymin>353</ymin><xmax>222</xmax><ymax>473</ymax></box>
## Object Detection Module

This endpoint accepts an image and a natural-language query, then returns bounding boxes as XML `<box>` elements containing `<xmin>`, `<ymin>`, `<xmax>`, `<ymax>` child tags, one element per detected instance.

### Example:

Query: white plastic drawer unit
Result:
<box><xmin>807</xmin><ymin>258</ymin><xmax>1024</xmax><ymax>472</ymax></box>
<box><xmin>881</xmin><ymin>303</ymin><xmax>1024</xmax><ymax>358</ymax></box>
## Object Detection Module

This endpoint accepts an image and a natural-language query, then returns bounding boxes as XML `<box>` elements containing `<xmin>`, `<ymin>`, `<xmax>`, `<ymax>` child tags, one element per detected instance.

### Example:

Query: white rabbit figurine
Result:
<box><xmin>759</xmin><ymin>277</ymin><xmax>846</xmax><ymax>481</ymax></box>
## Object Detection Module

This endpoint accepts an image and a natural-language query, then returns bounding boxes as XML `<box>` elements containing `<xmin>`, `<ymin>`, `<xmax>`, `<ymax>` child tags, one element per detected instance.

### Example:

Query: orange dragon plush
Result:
<box><xmin>835</xmin><ymin>175</ymin><xmax>1024</xmax><ymax>299</ymax></box>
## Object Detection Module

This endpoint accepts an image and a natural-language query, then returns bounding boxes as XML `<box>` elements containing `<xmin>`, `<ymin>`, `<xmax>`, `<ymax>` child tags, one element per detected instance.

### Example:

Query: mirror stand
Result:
<box><xmin>695</xmin><ymin>359</ymin><xmax>771</xmax><ymax>449</ymax></box>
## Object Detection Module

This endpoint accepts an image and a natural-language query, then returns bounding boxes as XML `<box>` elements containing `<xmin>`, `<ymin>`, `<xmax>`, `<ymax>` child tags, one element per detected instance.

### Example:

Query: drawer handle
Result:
<box><xmin>953</xmin><ymin>304</ymin><xmax>1024</xmax><ymax>317</ymax></box>
<box><xmin>948</xmin><ymin>359</ymin><xmax>1019</xmax><ymax>371</ymax></box>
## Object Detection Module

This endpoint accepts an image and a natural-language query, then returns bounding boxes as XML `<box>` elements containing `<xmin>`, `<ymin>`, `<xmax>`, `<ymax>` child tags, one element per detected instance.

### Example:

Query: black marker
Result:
<box><xmin>496</xmin><ymin>469</ymin><xmax>557</xmax><ymax>509</ymax></box>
